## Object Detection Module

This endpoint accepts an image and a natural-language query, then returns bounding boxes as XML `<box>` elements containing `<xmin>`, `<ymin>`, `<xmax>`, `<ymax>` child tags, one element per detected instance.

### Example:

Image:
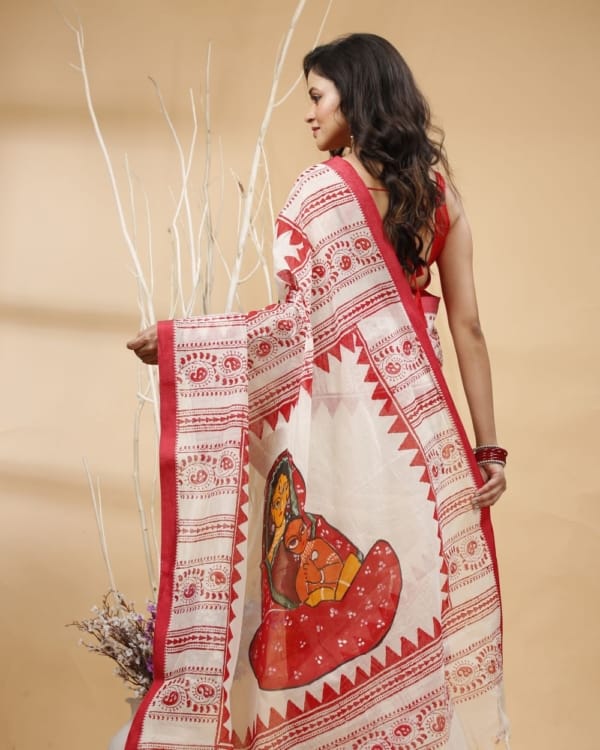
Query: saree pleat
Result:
<box><xmin>126</xmin><ymin>158</ymin><xmax>508</xmax><ymax>750</ymax></box>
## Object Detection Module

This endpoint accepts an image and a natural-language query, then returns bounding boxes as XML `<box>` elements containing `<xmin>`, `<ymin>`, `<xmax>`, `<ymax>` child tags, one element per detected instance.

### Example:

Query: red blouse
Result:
<box><xmin>368</xmin><ymin>170</ymin><xmax>450</xmax><ymax>290</ymax></box>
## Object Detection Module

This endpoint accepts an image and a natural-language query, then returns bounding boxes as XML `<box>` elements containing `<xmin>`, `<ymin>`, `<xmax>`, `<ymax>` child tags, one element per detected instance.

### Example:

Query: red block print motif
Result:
<box><xmin>249</xmin><ymin>451</ymin><xmax>402</xmax><ymax>690</ymax></box>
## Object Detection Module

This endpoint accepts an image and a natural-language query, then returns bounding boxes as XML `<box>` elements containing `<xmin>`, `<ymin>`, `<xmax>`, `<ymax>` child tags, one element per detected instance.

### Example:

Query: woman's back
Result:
<box><xmin>342</xmin><ymin>152</ymin><xmax>451</xmax><ymax>290</ymax></box>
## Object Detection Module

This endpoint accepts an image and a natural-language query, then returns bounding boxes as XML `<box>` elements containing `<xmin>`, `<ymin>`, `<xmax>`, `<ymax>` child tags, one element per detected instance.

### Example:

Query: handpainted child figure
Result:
<box><xmin>283</xmin><ymin>517</ymin><xmax>362</xmax><ymax>605</ymax></box>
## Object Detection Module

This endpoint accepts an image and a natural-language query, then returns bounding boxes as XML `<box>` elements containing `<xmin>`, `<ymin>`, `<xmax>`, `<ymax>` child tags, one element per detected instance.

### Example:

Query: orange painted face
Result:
<box><xmin>284</xmin><ymin>517</ymin><xmax>310</xmax><ymax>554</ymax></box>
<box><xmin>271</xmin><ymin>473</ymin><xmax>290</xmax><ymax>529</ymax></box>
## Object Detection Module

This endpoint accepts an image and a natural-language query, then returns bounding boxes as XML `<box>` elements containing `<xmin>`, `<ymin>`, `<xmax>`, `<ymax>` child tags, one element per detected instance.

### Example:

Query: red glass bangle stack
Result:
<box><xmin>474</xmin><ymin>444</ymin><xmax>507</xmax><ymax>467</ymax></box>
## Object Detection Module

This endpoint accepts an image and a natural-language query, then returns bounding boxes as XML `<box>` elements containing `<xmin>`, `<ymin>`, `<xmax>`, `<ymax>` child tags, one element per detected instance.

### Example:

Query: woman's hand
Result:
<box><xmin>126</xmin><ymin>324</ymin><xmax>158</xmax><ymax>365</ymax></box>
<box><xmin>472</xmin><ymin>463</ymin><xmax>507</xmax><ymax>509</ymax></box>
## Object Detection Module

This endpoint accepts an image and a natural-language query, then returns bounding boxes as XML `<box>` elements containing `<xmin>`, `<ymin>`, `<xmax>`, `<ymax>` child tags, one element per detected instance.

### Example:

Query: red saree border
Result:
<box><xmin>126</xmin><ymin>319</ymin><xmax>177</xmax><ymax>750</ymax></box>
<box><xmin>126</xmin><ymin>160</ymin><xmax>504</xmax><ymax>750</ymax></box>
<box><xmin>326</xmin><ymin>156</ymin><xmax>502</xmax><ymax>599</ymax></box>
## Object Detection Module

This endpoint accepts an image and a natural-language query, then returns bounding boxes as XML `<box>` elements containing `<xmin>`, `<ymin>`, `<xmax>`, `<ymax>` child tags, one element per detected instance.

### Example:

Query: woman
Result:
<box><xmin>301</xmin><ymin>34</ymin><xmax>506</xmax><ymax>508</ymax></box>
<box><xmin>127</xmin><ymin>34</ymin><xmax>508</xmax><ymax>750</ymax></box>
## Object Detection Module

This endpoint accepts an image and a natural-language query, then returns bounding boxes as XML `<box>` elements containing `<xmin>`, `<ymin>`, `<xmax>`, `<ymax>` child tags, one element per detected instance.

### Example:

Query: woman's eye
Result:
<box><xmin>311</xmin><ymin>95</ymin><xmax>321</xmax><ymax>103</ymax></box>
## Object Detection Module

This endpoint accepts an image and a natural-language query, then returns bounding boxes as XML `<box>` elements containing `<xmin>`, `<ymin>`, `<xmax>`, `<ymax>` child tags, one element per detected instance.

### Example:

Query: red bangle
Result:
<box><xmin>474</xmin><ymin>445</ymin><xmax>508</xmax><ymax>465</ymax></box>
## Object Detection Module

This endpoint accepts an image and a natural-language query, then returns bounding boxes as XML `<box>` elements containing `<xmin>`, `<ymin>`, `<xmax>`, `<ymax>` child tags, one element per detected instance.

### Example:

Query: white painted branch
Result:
<box><xmin>166</xmin><ymin>185</ymin><xmax>186</xmax><ymax>315</ymax></box>
<box><xmin>124</xmin><ymin>154</ymin><xmax>137</xmax><ymax>246</ymax></box>
<box><xmin>199</xmin><ymin>44</ymin><xmax>214</xmax><ymax>316</ymax></box>
<box><xmin>132</xmin><ymin>383</ymin><xmax>158</xmax><ymax>597</ymax></box>
<box><xmin>149</xmin><ymin>77</ymin><xmax>198</xmax><ymax>286</ymax></box>
<box><xmin>69</xmin><ymin>22</ymin><xmax>155</xmax><ymax>325</ymax></box>
<box><xmin>260</xmin><ymin>143</ymin><xmax>277</xmax><ymax>235</ymax></box>
<box><xmin>225</xmin><ymin>0</ymin><xmax>307</xmax><ymax>311</ymax></box>
<box><xmin>141</xmin><ymin>187</ymin><xmax>155</xmax><ymax>299</ymax></box>
<box><xmin>273</xmin><ymin>0</ymin><xmax>333</xmax><ymax>107</ymax></box>
<box><xmin>123</xmin><ymin>157</ymin><xmax>157</xmax><ymax>329</ymax></box>
<box><xmin>83</xmin><ymin>459</ymin><xmax>117</xmax><ymax>593</ymax></box>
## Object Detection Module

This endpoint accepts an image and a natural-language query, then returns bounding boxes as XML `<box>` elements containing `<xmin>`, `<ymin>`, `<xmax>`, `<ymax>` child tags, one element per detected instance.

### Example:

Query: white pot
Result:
<box><xmin>108</xmin><ymin>697</ymin><xmax>142</xmax><ymax>750</ymax></box>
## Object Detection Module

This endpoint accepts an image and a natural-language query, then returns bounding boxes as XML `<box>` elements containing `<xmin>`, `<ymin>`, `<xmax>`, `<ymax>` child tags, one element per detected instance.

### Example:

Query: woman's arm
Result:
<box><xmin>436</xmin><ymin>187</ymin><xmax>506</xmax><ymax>507</ymax></box>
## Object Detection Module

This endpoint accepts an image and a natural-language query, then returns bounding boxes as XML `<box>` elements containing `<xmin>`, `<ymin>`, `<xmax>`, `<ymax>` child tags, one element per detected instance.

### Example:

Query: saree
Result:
<box><xmin>127</xmin><ymin>157</ymin><xmax>509</xmax><ymax>750</ymax></box>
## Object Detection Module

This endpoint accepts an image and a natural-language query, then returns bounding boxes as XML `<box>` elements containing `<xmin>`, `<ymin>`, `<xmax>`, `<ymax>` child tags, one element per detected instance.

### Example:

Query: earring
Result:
<box><xmin>349</xmin><ymin>134</ymin><xmax>355</xmax><ymax>154</ymax></box>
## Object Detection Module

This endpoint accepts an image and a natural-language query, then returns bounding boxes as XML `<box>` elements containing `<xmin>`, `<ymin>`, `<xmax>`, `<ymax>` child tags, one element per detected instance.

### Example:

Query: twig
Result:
<box><xmin>68</xmin><ymin>21</ymin><xmax>155</xmax><ymax>326</ymax></box>
<box><xmin>273</xmin><ymin>0</ymin><xmax>333</xmax><ymax>107</ymax></box>
<box><xmin>200</xmin><ymin>45</ymin><xmax>214</xmax><ymax>316</ymax></box>
<box><xmin>132</xmin><ymin>383</ymin><xmax>158</xmax><ymax>597</ymax></box>
<box><xmin>148</xmin><ymin>76</ymin><xmax>198</xmax><ymax>311</ymax></box>
<box><xmin>225</xmin><ymin>0</ymin><xmax>308</xmax><ymax>311</ymax></box>
<box><xmin>82</xmin><ymin>459</ymin><xmax>117</xmax><ymax>593</ymax></box>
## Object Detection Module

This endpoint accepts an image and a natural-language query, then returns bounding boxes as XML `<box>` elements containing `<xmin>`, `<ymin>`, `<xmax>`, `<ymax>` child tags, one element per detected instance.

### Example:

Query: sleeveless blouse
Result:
<box><xmin>368</xmin><ymin>171</ymin><xmax>450</xmax><ymax>292</ymax></box>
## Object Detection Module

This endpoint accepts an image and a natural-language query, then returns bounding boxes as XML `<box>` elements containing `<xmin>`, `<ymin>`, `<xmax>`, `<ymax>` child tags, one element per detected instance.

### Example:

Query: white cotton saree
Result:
<box><xmin>126</xmin><ymin>157</ymin><xmax>509</xmax><ymax>750</ymax></box>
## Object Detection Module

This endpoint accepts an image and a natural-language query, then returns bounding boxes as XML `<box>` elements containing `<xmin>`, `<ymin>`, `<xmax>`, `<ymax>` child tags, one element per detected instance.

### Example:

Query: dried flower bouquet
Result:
<box><xmin>70</xmin><ymin>591</ymin><xmax>156</xmax><ymax>696</ymax></box>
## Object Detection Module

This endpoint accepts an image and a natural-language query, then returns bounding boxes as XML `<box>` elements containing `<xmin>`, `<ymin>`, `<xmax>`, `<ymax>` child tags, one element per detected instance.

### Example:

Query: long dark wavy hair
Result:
<box><xmin>303</xmin><ymin>33</ymin><xmax>453</xmax><ymax>275</ymax></box>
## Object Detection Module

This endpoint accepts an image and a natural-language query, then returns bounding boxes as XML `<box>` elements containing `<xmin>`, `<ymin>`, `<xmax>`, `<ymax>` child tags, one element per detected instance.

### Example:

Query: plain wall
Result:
<box><xmin>1</xmin><ymin>1</ymin><xmax>598</xmax><ymax>748</ymax></box>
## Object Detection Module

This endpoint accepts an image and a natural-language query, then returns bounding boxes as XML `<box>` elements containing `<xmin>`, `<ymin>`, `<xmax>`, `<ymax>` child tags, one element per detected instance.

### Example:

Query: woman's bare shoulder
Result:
<box><xmin>439</xmin><ymin>175</ymin><xmax>464</xmax><ymax>228</ymax></box>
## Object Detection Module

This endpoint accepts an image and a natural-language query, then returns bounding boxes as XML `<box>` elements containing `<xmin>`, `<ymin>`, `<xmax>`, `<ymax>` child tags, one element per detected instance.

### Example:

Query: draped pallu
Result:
<box><xmin>127</xmin><ymin>157</ymin><xmax>509</xmax><ymax>750</ymax></box>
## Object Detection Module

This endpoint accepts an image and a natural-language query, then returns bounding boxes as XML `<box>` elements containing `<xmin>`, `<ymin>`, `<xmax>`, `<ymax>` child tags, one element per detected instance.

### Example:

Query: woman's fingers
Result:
<box><xmin>126</xmin><ymin>324</ymin><xmax>158</xmax><ymax>365</ymax></box>
<box><xmin>126</xmin><ymin>334</ymin><xmax>143</xmax><ymax>351</ymax></box>
<box><xmin>471</xmin><ymin>464</ymin><xmax>506</xmax><ymax>509</ymax></box>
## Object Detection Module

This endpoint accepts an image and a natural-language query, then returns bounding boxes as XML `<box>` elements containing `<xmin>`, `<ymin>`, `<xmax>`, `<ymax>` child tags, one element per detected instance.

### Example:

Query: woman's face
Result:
<box><xmin>271</xmin><ymin>473</ymin><xmax>290</xmax><ymax>529</ymax></box>
<box><xmin>305</xmin><ymin>71</ymin><xmax>350</xmax><ymax>152</ymax></box>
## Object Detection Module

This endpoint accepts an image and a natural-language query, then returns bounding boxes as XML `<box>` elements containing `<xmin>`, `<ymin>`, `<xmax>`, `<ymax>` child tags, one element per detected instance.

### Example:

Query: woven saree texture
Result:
<box><xmin>126</xmin><ymin>158</ymin><xmax>508</xmax><ymax>750</ymax></box>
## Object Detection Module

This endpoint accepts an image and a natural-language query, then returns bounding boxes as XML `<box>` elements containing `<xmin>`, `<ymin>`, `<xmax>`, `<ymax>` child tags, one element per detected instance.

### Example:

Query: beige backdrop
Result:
<box><xmin>1</xmin><ymin>1</ymin><xmax>598</xmax><ymax>748</ymax></box>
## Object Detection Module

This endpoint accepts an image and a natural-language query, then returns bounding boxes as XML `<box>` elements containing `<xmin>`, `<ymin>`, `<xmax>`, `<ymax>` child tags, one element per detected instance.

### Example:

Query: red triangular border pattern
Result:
<box><xmin>230</xmin><ymin>617</ymin><xmax>443</xmax><ymax>747</ymax></box>
<box><xmin>274</xmin><ymin>217</ymin><xmax>312</xmax><ymax>294</ymax></box>
<box><xmin>218</xmin><ymin>437</ymin><xmax>250</xmax><ymax>746</ymax></box>
<box><xmin>313</xmin><ymin>330</ymin><xmax>357</xmax><ymax>373</ymax></box>
<box><xmin>249</xmin><ymin>217</ymin><xmax>314</xmax><ymax>442</ymax></box>
<box><xmin>353</xmin><ymin>331</ymin><xmax>449</xmax><ymax>616</ymax></box>
<box><xmin>250</xmin><ymin>379</ymin><xmax>313</xmax><ymax>440</ymax></box>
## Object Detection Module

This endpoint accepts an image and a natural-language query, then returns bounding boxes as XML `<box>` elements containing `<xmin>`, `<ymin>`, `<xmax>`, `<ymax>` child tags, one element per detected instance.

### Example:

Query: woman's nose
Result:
<box><xmin>305</xmin><ymin>107</ymin><xmax>315</xmax><ymax>123</ymax></box>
